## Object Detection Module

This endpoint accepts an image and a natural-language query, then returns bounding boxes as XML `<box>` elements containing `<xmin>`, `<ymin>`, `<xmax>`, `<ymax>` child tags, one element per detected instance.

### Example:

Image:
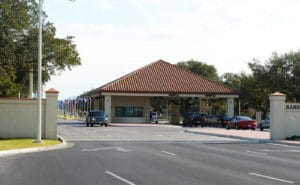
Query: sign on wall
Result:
<box><xmin>286</xmin><ymin>103</ymin><xmax>300</xmax><ymax>112</ymax></box>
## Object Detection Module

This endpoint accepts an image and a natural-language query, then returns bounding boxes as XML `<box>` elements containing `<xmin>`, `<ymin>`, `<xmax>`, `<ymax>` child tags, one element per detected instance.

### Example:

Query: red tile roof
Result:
<box><xmin>100</xmin><ymin>60</ymin><xmax>239</xmax><ymax>95</ymax></box>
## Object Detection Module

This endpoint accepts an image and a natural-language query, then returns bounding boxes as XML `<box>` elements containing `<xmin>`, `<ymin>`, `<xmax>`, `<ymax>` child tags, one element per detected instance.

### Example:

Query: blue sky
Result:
<box><xmin>44</xmin><ymin>0</ymin><xmax>300</xmax><ymax>99</ymax></box>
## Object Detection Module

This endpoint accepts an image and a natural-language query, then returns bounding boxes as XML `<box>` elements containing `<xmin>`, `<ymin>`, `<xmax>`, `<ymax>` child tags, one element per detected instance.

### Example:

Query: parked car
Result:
<box><xmin>150</xmin><ymin>112</ymin><xmax>159</xmax><ymax>124</ymax></box>
<box><xmin>206</xmin><ymin>115</ymin><xmax>220</xmax><ymax>127</ymax></box>
<box><xmin>258</xmin><ymin>116</ymin><xmax>270</xmax><ymax>131</ymax></box>
<box><xmin>183</xmin><ymin>113</ymin><xmax>208</xmax><ymax>127</ymax></box>
<box><xmin>226</xmin><ymin>116</ymin><xmax>257</xmax><ymax>130</ymax></box>
<box><xmin>86</xmin><ymin>110</ymin><xmax>108</xmax><ymax>127</ymax></box>
<box><xmin>218</xmin><ymin>115</ymin><xmax>232</xmax><ymax>127</ymax></box>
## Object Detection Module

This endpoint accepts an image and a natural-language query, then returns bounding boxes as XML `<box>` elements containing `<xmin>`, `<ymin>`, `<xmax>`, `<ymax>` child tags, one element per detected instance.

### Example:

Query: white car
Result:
<box><xmin>150</xmin><ymin>112</ymin><xmax>159</xmax><ymax>124</ymax></box>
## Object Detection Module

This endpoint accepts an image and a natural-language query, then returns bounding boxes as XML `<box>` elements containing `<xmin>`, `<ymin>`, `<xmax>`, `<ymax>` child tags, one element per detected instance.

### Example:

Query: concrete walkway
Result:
<box><xmin>186</xmin><ymin>127</ymin><xmax>270</xmax><ymax>141</ymax></box>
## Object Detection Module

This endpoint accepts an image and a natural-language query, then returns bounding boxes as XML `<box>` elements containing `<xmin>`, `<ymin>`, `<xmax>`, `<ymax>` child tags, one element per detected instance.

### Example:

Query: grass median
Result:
<box><xmin>0</xmin><ymin>139</ymin><xmax>61</xmax><ymax>151</ymax></box>
<box><xmin>57</xmin><ymin>114</ymin><xmax>80</xmax><ymax>120</ymax></box>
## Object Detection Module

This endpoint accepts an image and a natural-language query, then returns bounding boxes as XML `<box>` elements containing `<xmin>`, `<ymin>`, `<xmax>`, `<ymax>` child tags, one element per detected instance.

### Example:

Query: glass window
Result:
<box><xmin>115</xmin><ymin>106</ymin><xmax>144</xmax><ymax>117</ymax></box>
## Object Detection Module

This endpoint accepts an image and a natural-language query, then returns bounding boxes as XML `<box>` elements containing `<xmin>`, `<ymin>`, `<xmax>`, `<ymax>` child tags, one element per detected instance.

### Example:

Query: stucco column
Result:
<box><xmin>269</xmin><ymin>92</ymin><xmax>286</xmax><ymax>140</ymax></box>
<box><xmin>104</xmin><ymin>95</ymin><xmax>112</xmax><ymax>123</ymax></box>
<box><xmin>45</xmin><ymin>88</ymin><xmax>59</xmax><ymax>140</ymax></box>
<box><xmin>227</xmin><ymin>98</ymin><xmax>234</xmax><ymax>117</ymax></box>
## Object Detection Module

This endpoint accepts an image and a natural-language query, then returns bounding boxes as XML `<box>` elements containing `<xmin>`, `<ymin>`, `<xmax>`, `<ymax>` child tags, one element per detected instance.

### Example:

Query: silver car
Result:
<box><xmin>258</xmin><ymin>116</ymin><xmax>270</xmax><ymax>131</ymax></box>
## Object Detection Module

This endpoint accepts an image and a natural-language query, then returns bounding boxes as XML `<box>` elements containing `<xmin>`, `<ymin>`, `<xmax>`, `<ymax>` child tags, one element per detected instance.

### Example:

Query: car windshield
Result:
<box><xmin>90</xmin><ymin>111</ymin><xmax>104</xmax><ymax>116</ymax></box>
<box><xmin>237</xmin><ymin>116</ymin><xmax>252</xmax><ymax>121</ymax></box>
<box><xmin>190</xmin><ymin>113</ymin><xmax>200</xmax><ymax>117</ymax></box>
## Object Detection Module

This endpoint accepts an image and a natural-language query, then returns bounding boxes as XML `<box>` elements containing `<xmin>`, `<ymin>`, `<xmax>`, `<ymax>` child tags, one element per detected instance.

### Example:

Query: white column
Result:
<box><xmin>256</xmin><ymin>111</ymin><xmax>262</xmax><ymax>122</ymax></box>
<box><xmin>227</xmin><ymin>98</ymin><xmax>234</xmax><ymax>117</ymax></box>
<box><xmin>104</xmin><ymin>95</ymin><xmax>112</xmax><ymax>123</ymax></box>
<box><xmin>45</xmin><ymin>88</ymin><xmax>59</xmax><ymax>140</ymax></box>
<box><xmin>269</xmin><ymin>92</ymin><xmax>286</xmax><ymax>140</ymax></box>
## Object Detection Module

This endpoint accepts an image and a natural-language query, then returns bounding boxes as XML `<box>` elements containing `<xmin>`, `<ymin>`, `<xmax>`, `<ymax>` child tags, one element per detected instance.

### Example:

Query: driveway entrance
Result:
<box><xmin>58</xmin><ymin>119</ymin><xmax>245</xmax><ymax>143</ymax></box>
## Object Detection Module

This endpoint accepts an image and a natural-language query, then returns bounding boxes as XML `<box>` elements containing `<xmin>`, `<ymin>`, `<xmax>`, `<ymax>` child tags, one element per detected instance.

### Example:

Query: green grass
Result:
<box><xmin>0</xmin><ymin>139</ymin><xmax>61</xmax><ymax>151</ymax></box>
<box><xmin>57</xmin><ymin>114</ymin><xmax>80</xmax><ymax>120</ymax></box>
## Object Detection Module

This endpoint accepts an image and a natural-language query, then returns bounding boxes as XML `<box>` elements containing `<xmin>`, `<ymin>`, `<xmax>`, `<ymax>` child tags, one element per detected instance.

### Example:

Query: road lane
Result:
<box><xmin>1</xmin><ymin>141</ymin><xmax>299</xmax><ymax>185</ymax></box>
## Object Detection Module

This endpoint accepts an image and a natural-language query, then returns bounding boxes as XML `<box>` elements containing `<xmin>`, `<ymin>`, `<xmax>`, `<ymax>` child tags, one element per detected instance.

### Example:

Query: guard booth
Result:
<box><xmin>84</xmin><ymin>60</ymin><xmax>239</xmax><ymax>123</ymax></box>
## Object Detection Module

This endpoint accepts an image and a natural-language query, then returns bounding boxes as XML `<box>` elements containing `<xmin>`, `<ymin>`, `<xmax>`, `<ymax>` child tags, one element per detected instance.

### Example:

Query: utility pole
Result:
<box><xmin>36</xmin><ymin>0</ymin><xmax>76</xmax><ymax>143</ymax></box>
<box><xmin>36</xmin><ymin>0</ymin><xmax>43</xmax><ymax>143</ymax></box>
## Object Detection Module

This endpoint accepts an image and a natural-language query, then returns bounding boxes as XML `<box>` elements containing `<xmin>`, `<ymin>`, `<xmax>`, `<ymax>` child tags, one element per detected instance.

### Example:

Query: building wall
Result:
<box><xmin>0</xmin><ymin>92</ymin><xmax>58</xmax><ymax>139</ymax></box>
<box><xmin>111</xmin><ymin>96</ymin><xmax>150</xmax><ymax>123</ymax></box>
<box><xmin>285</xmin><ymin>111</ymin><xmax>300</xmax><ymax>137</ymax></box>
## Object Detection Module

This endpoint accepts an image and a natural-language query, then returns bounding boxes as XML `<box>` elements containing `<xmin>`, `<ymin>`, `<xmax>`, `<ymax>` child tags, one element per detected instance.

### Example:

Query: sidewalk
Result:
<box><xmin>186</xmin><ymin>127</ymin><xmax>300</xmax><ymax>145</ymax></box>
<box><xmin>186</xmin><ymin>127</ymin><xmax>270</xmax><ymax>141</ymax></box>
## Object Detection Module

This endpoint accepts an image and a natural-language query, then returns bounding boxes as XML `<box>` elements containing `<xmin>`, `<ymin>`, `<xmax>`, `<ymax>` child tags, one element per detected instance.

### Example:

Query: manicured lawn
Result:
<box><xmin>57</xmin><ymin>114</ymin><xmax>80</xmax><ymax>120</ymax></box>
<box><xmin>0</xmin><ymin>139</ymin><xmax>61</xmax><ymax>151</ymax></box>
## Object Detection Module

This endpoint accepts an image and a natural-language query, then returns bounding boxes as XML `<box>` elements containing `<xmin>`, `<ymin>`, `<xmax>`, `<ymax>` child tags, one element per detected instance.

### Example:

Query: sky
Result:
<box><xmin>44</xmin><ymin>0</ymin><xmax>300</xmax><ymax>100</ymax></box>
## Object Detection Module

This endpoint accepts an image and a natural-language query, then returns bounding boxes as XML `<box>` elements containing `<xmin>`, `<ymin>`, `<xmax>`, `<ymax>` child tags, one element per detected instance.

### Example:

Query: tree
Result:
<box><xmin>177</xmin><ymin>60</ymin><xmax>219</xmax><ymax>81</ymax></box>
<box><xmin>0</xmin><ymin>0</ymin><xmax>81</xmax><ymax>97</ymax></box>
<box><xmin>221</xmin><ymin>73</ymin><xmax>241</xmax><ymax>90</ymax></box>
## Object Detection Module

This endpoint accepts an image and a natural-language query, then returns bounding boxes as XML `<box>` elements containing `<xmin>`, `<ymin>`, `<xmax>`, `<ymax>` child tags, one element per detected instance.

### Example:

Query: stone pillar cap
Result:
<box><xmin>46</xmin><ymin>88</ymin><xmax>59</xmax><ymax>93</ymax></box>
<box><xmin>270</xmin><ymin>92</ymin><xmax>286</xmax><ymax>96</ymax></box>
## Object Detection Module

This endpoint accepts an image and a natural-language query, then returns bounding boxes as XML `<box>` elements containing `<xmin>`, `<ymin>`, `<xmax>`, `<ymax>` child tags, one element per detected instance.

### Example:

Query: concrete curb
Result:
<box><xmin>185</xmin><ymin>130</ymin><xmax>271</xmax><ymax>143</ymax></box>
<box><xmin>0</xmin><ymin>136</ymin><xmax>71</xmax><ymax>158</ymax></box>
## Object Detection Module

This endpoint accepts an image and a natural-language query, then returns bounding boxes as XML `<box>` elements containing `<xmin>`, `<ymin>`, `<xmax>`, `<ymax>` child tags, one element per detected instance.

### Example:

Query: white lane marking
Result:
<box><xmin>268</xmin><ymin>143</ymin><xmax>300</xmax><ymax>148</ymax></box>
<box><xmin>246</xmin><ymin>150</ymin><xmax>268</xmax><ymax>155</ymax></box>
<box><xmin>249</xmin><ymin>172</ymin><xmax>295</xmax><ymax>184</ymax></box>
<box><xmin>105</xmin><ymin>171</ymin><xmax>136</xmax><ymax>185</ymax></box>
<box><xmin>262</xmin><ymin>149</ymin><xmax>300</xmax><ymax>153</ymax></box>
<box><xmin>82</xmin><ymin>147</ymin><xmax>131</xmax><ymax>152</ymax></box>
<box><xmin>161</xmin><ymin>151</ymin><xmax>176</xmax><ymax>156</ymax></box>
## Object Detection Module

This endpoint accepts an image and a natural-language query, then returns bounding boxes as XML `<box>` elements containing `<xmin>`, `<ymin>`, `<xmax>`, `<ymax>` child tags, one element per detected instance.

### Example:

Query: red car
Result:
<box><xmin>226</xmin><ymin>116</ymin><xmax>257</xmax><ymax>130</ymax></box>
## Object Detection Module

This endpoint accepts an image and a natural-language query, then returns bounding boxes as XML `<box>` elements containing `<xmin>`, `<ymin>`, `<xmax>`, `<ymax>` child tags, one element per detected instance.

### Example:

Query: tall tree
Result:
<box><xmin>0</xmin><ymin>0</ymin><xmax>81</xmax><ymax>97</ymax></box>
<box><xmin>177</xmin><ymin>60</ymin><xmax>219</xmax><ymax>81</ymax></box>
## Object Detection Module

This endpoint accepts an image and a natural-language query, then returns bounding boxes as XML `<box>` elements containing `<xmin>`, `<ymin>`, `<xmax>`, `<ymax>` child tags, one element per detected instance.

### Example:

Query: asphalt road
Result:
<box><xmin>0</xmin><ymin>120</ymin><xmax>299</xmax><ymax>185</ymax></box>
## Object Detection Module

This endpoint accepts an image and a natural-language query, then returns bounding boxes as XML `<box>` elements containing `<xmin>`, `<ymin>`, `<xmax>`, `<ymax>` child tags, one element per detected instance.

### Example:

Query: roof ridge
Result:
<box><xmin>99</xmin><ymin>59</ymin><xmax>166</xmax><ymax>90</ymax></box>
<box><xmin>166</xmin><ymin>62</ymin><xmax>239</xmax><ymax>93</ymax></box>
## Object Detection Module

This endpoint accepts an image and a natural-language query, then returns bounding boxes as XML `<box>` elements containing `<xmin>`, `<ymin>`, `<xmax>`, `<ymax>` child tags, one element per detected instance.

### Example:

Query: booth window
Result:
<box><xmin>115</xmin><ymin>106</ymin><xmax>144</xmax><ymax>117</ymax></box>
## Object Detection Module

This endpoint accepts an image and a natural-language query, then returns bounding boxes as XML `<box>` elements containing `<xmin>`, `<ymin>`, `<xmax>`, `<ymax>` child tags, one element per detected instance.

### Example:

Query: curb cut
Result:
<box><xmin>0</xmin><ymin>136</ymin><xmax>71</xmax><ymax>158</ymax></box>
<box><xmin>185</xmin><ymin>130</ymin><xmax>271</xmax><ymax>143</ymax></box>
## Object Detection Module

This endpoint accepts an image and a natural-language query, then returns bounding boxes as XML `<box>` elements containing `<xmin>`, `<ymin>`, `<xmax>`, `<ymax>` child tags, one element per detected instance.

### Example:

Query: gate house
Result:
<box><xmin>87</xmin><ymin>60</ymin><xmax>239</xmax><ymax>123</ymax></box>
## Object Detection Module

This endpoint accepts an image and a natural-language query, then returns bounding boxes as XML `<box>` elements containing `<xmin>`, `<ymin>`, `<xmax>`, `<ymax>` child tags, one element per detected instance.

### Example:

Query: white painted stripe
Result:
<box><xmin>246</xmin><ymin>150</ymin><xmax>268</xmax><ymax>155</ymax></box>
<box><xmin>105</xmin><ymin>171</ymin><xmax>136</xmax><ymax>185</ymax></box>
<box><xmin>262</xmin><ymin>149</ymin><xmax>289</xmax><ymax>152</ymax></box>
<box><xmin>249</xmin><ymin>172</ymin><xmax>295</xmax><ymax>184</ymax></box>
<box><xmin>268</xmin><ymin>143</ymin><xmax>300</xmax><ymax>148</ymax></box>
<box><xmin>161</xmin><ymin>151</ymin><xmax>176</xmax><ymax>156</ymax></box>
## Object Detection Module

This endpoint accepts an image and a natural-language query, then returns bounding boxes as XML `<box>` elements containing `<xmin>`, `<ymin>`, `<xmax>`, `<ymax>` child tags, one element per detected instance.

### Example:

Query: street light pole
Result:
<box><xmin>36</xmin><ymin>0</ymin><xmax>75</xmax><ymax>143</ymax></box>
<box><xmin>36</xmin><ymin>0</ymin><xmax>43</xmax><ymax>143</ymax></box>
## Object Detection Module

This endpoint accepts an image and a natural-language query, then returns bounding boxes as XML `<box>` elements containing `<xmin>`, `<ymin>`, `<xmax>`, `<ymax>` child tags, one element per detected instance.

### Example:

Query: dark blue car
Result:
<box><xmin>86</xmin><ymin>110</ymin><xmax>108</xmax><ymax>127</ymax></box>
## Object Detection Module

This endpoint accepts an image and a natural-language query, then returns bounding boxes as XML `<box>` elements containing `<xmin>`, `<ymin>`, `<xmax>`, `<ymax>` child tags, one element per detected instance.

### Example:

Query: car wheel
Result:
<box><xmin>201</xmin><ymin>124</ymin><xmax>204</xmax><ymax>127</ymax></box>
<box><xmin>155</xmin><ymin>121</ymin><xmax>158</xmax><ymax>124</ymax></box>
<box><xmin>90</xmin><ymin>123</ymin><xmax>93</xmax><ymax>127</ymax></box>
<box><xmin>226</xmin><ymin>124</ymin><xmax>230</xmax><ymax>130</ymax></box>
<box><xmin>251</xmin><ymin>128</ymin><xmax>255</xmax><ymax>131</ymax></box>
<box><xmin>105</xmin><ymin>124</ymin><xmax>108</xmax><ymax>127</ymax></box>
<box><xmin>86</xmin><ymin>123</ymin><xmax>89</xmax><ymax>127</ymax></box>
<box><xmin>260</xmin><ymin>127</ymin><xmax>264</xmax><ymax>131</ymax></box>
<box><xmin>195</xmin><ymin>124</ymin><xmax>198</xmax><ymax>127</ymax></box>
